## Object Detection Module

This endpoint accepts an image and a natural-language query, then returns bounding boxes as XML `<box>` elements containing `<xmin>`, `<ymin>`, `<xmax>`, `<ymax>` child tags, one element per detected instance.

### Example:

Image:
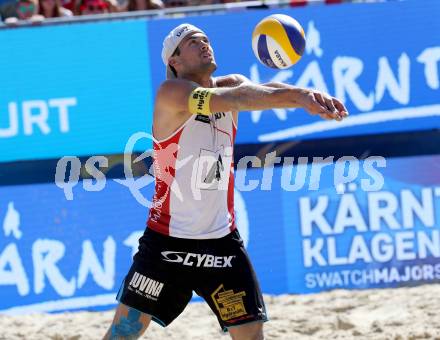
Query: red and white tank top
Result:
<box><xmin>147</xmin><ymin>110</ymin><xmax>237</xmax><ymax>239</ymax></box>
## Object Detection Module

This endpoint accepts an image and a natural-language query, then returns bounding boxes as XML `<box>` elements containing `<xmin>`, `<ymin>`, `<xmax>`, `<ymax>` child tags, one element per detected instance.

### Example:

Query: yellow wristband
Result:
<box><xmin>188</xmin><ymin>87</ymin><xmax>214</xmax><ymax>115</ymax></box>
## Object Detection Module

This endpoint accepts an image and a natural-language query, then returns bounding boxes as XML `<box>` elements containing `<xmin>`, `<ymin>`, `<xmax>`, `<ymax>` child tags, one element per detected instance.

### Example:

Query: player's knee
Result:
<box><xmin>249</xmin><ymin>325</ymin><xmax>264</xmax><ymax>340</ymax></box>
<box><xmin>245</xmin><ymin>328</ymin><xmax>264</xmax><ymax>340</ymax></box>
<box><xmin>229</xmin><ymin>322</ymin><xmax>264</xmax><ymax>340</ymax></box>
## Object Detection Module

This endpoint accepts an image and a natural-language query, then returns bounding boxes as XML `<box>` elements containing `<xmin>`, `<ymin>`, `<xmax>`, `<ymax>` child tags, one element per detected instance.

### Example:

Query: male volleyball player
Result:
<box><xmin>103</xmin><ymin>23</ymin><xmax>348</xmax><ymax>340</ymax></box>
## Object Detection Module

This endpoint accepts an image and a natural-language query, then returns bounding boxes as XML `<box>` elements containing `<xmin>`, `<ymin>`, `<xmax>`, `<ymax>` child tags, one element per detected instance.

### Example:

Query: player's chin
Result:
<box><xmin>204</xmin><ymin>57</ymin><xmax>216</xmax><ymax>66</ymax></box>
<box><xmin>204</xmin><ymin>60</ymin><xmax>217</xmax><ymax>72</ymax></box>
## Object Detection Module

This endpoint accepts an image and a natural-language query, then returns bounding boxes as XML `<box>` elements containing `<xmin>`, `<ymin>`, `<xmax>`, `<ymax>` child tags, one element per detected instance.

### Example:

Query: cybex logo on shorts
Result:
<box><xmin>161</xmin><ymin>251</ymin><xmax>235</xmax><ymax>268</ymax></box>
<box><xmin>129</xmin><ymin>272</ymin><xmax>164</xmax><ymax>300</ymax></box>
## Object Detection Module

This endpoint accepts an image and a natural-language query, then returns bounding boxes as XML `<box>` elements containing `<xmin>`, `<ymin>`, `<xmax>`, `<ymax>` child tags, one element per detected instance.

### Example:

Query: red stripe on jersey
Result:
<box><xmin>147</xmin><ymin>128</ymin><xmax>184</xmax><ymax>235</ymax></box>
<box><xmin>227</xmin><ymin>122</ymin><xmax>237</xmax><ymax>232</ymax></box>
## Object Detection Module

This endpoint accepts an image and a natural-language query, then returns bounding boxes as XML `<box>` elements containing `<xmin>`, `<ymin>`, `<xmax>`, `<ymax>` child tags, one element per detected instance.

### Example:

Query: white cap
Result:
<box><xmin>162</xmin><ymin>23</ymin><xmax>205</xmax><ymax>78</ymax></box>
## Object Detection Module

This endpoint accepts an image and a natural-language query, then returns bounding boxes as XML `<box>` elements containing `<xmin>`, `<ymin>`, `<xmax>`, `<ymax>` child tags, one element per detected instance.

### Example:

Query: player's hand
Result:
<box><xmin>302</xmin><ymin>90</ymin><xmax>349</xmax><ymax>121</ymax></box>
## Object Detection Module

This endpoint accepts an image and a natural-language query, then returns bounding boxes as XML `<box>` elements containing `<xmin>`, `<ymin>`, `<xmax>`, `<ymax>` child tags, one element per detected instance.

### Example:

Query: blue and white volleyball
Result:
<box><xmin>252</xmin><ymin>14</ymin><xmax>306</xmax><ymax>69</ymax></box>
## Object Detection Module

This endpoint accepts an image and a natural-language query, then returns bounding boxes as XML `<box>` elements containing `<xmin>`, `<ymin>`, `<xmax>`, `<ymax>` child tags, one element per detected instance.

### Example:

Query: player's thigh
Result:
<box><xmin>117</xmin><ymin>229</ymin><xmax>194</xmax><ymax>327</ymax></box>
<box><xmin>228</xmin><ymin>321</ymin><xmax>264</xmax><ymax>340</ymax></box>
<box><xmin>104</xmin><ymin>303</ymin><xmax>151</xmax><ymax>340</ymax></box>
<box><xmin>195</xmin><ymin>230</ymin><xmax>268</xmax><ymax>331</ymax></box>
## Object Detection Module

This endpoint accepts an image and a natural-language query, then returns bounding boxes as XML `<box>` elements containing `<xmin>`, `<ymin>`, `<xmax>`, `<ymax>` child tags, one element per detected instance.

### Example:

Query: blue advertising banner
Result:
<box><xmin>2</xmin><ymin>0</ymin><xmax>438</xmax><ymax>162</ymax></box>
<box><xmin>0</xmin><ymin>179</ymin><xmax>150</xmax><ymax>313</ymax></box>
<box><xmin>280</xmin><ymin>154</ymin><xmax>440</xmax><ymax>293</ymax></box>
<box><xmin>148</xmin><ymin>0</ymin><xmax>440</xmax><ymax>144</ymax></box>
<box><xmin>1</xmin><ymin>154</ymin><xmax>439</xmax><ymax>313</ymax></box>
<box><xmin>0</xmin><ymin>20</ymin><xmax>153</xmax><ymax>163</ymax></box>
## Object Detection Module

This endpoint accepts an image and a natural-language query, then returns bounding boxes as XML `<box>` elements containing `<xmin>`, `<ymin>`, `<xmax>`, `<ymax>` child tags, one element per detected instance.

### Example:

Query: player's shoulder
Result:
<box><xmin>158</xmin><ymin>78</ymin><xmax>198</xmax><ymax>93</ymax></box>
<box><xmin>215</xmin><ymin>74</ymin><xmax>252</xmax><ymax>87</ymax></box>
<box><xmin>156</xmin><ymin>78</ymin><xmax>199</xmax><ymax>103</ymax></box>
<box><xmin>155</xmin><ymin>78</ymin><xmax>203</xmax><ymax>115</ymax></box>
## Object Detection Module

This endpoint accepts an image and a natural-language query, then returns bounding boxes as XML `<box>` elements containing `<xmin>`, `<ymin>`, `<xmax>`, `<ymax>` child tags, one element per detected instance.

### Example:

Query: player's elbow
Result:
<box><xmin>231</xmin><ymin>74</ymin><xmax>251</xmax><ymax>86</ymax></box>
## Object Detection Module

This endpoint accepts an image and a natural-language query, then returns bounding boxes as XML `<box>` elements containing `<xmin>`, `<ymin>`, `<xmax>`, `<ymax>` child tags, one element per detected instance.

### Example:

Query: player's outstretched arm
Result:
<box><xmin>213</xmin><ymin>83</ymin><xmax>348</xmax><ymax>121</ymax></box>
<box><xmin>261</xmin><ymin>81</ymin><xmax>349</xmax><ymax>121</ymax></box>
<box><xmin>216</xmin><ymin>74</ymin><xmax>348</xmax><ymax>121</ymax></box>
<box><xmin>155</xmin><ymin>78</ymin><xmax>348</xmax><ymax>121</ymax></box>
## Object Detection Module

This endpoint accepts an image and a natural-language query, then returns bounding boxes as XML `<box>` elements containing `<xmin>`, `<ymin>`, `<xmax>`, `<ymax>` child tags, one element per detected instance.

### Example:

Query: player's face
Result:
<box><xmin>178</xmin><ymin>33</ymin><xmax>217</xmax><ymax>74</ymax></box>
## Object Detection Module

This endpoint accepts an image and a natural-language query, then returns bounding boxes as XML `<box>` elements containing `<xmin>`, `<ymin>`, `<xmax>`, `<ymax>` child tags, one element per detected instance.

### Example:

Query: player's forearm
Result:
<box><xmin>262</xmin><ymin>82</ymin><xmax>298</xmax><ymax>90</ymax></box>
<box><xmin>212</xmin><ymin>83</ymin><xmax>307</xmax><ymax>112</ymax></box>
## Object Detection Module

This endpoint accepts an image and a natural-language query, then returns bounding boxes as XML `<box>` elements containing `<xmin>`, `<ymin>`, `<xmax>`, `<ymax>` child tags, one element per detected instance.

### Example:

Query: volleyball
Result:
<box><xmin>252</xmin><ymin>14</ymin><xmax>306</xmax><ymax>69</ymax></box>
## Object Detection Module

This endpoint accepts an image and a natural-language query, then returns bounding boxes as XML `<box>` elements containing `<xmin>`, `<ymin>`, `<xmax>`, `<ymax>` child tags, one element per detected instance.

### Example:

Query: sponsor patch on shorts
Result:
<box><xmin>128</xmin><ymin>272</ymin><xmax>164</xmax><ymax>301</ymax></box>
<box><xmin>211</xmin><ymin>284</ymin><xmax>247</xmax><ymax>321</ymax></box>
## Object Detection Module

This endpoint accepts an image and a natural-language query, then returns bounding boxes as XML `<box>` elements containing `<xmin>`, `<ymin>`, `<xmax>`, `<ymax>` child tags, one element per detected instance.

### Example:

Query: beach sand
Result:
<box><xmin>1</xmin><ymin>284</ymin><xmax>439</xmax><ymax>340</ymax></box>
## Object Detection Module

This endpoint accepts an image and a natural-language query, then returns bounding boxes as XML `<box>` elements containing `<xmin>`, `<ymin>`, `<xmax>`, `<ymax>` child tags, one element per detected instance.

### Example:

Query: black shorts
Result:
<box><xmin>116</xmin><ymin>228</ymin><xmax>268</xmax><ymax>331</ymax></box>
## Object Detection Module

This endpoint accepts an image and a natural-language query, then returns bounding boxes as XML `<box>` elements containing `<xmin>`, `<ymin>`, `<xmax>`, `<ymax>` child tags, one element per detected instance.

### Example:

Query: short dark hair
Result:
<box><xmin>169</xmin><ymin>46</ymin><xmax>180</xmax><ymax>77</ymax></box>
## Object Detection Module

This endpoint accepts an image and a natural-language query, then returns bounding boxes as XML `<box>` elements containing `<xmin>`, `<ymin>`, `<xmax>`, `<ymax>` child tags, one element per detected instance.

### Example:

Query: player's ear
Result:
<box><xmin>168</xmin><ymin>56</ymin><xmax>179</xmax><ymax>68</ymax></box>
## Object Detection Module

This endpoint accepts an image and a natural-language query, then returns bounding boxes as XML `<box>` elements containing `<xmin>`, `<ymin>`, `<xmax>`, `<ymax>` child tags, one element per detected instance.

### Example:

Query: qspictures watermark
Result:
<box><xmin>54</xmin><ymin>132</ymin><xmax>386</xmax><ymax>208</ymax></box>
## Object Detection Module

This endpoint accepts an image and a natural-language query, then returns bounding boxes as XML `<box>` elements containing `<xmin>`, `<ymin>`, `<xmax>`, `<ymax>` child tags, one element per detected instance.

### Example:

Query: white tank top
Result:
<box><xmin>147</xmin><ymin>110</ymin><xmax>237</xmax><ymax>239</ymax></box>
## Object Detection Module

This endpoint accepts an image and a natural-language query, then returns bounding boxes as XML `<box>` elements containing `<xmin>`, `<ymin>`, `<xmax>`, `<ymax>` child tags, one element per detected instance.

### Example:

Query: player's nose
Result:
<box><xmin>200</xmin><ymin>41</ymin><xmax>209</xmax><ymax>50</ymax></box>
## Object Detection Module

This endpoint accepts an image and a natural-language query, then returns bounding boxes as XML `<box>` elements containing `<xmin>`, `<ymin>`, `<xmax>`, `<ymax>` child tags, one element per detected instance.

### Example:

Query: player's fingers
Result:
<box><xmin>314</xmin><ymin>92</ymin><xmax>343</xmax><ymax>120</ymax></box>
<box><xmin>323</xmin><ymin>96</ymin><xmax>341</xmax><ymax>120</ymax></box>
<box><xmin>319</xmin><ymin>113</ymin><xmax>333</xmax><ymax>120</ymax></box>
<box><xmin>304</xmin><ymin>92</ymin><xmax>324</xmax><ymax>115</ymax></box>
<box><xmin>313</xmin><ymin>92</ymin><xmax>327</xmax><ymax>110</ymax></box>
<box><xmin>324</xmin><ymin>96</ymin><xmax>336</xmax><ymax>112</ymax></box>
<box><xmin>332</xmin><ymin>97</ymin><xmax>349</xmax><ymax>117</ymax></box>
